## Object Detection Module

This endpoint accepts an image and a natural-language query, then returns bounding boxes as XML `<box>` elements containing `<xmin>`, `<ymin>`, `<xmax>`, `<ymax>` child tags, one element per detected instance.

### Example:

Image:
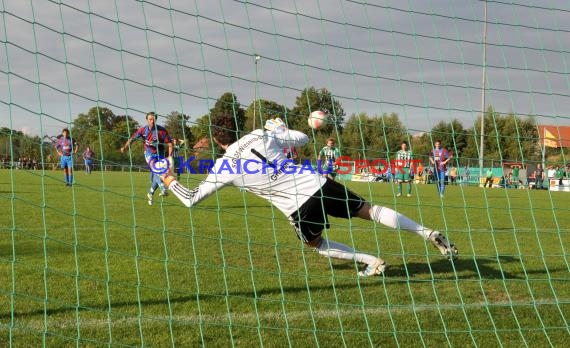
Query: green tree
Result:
<box><xmin>462</xmin><ymin>129</ymin><xmax>480</xmax><ymax>164</ymax></box>
<box><xmin>515</xmin><ymin>115</ymin><xmax>539</xmax><ymax>162</ymax></box>
<box><xmin>188</xmin><ymin>114</ymin><xmax>222</xmax><ymax>160</ymax></box>
<box><xmin>290</xmin><ymin>87</ymin><xmax>345</xmax><ymax>135</ymax></box>
<box><xmin>0</xmin><ymin>128</ymin><xmax>53</xmax><ymax>167</ymax></box>
<box><xmin>244</xmin><ymin>99</ymin><xmax>290</xmax><ymax>132</ymax></box>
<box><xmin>0</xmin><ymin>127</ymin><xmax>22</xmax><ymax>157</ymax></box>
<box><xmin>72</xmin><ymin>107</ymin><xmax>118</xmax><ymax>140</ymax></box>
<box><xmin>18</xmin><ymin>135</ymin><xmax>42</xmax><ymax>161</ymax></box>
<box><xmin>209</xmin><ymin>92</ymin><xmax>246</xmax><ymax>137</ymax></box>
<box><xmin>411</xmin><ymin>132</ymin><xmax>431</xmax><ymax>164</ymax></box>
<box><xmin>190</xmin><ymin>114</ymin><xmax>211</xmax><ymax>142</ymax></box>
<box><xmin>164</xmin><ymin>111</ymin><xmax>193</xmax><ymax>143</ymax></box>
<box><xmin>461</xmin><ymin>106</ymin><xmax>539</xmax><ymax>166</ymax></box>
<box><xmin>341</xmin><ymin>112</ymin><xmax>370</xmax><ymax>159</ymax></box>
<box><xmin>501</xmin><ymin>113</ymin><xmax>525</xmax><ymax>161</ymax></box>
<box><xmin>340</xmin><ymin>112</ymin><xmax>406</xmax><ymax>160</ymax></box>
<box><xmin>111</xmin><ymin>115</ymin><xmax>142</xmax><ymax>164</ymax></box>
<box><xmin>71</xmin><ymin>106</ymin><xmax>141</xmax><ymax>165</ymax></box>
<box><xmin>377</xmin><ymin>112</ymin><xmax>408</xmax><ymax>159</ymax></box>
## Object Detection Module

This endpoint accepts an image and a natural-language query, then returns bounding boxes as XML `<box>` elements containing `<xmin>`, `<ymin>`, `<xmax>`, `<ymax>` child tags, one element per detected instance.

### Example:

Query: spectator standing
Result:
<box><xmin>449</xmin><ymin>166</ymin><xmax>458</xmax><ymax>185</ymax></box>
<box><xmin>462</xmin><ymin>166</ymin><xmax>470</xmax><ymax>186</ymax></box>
<box><xmin>83</xmin><ymin>146</ymin><xmax>95</xmax><ymax>174</ymax></box>
<box><xmin>555</xmin><ymin>166</ymin><xmax>565</xmax><ymax>186</ymax></box>
<box><xmin>512</xmin><ymin>165</ymin><xmax>521</xmax><ymax>189</ymax></box>
<box><xmin>417</xmin><ymin>162</ymin><xmax>424</xmax><ymax>184</ymax></box>
<box><xmin>534</xmin><ymin>164</ymin><xmax>545</xmax><ymax>190</ymax></box>
<box><xmin>484</xmin><ymin>168</ymin><xmax>494</xmax><ymax>188</ymax></box>
<box><xmin>547</xmin><ymin>166</ymin><xmax>556</xmax><ymax>182</ymax></box>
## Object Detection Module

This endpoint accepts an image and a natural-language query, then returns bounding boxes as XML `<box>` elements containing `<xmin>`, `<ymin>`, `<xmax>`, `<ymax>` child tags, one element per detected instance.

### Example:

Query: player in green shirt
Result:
<box><xmin>512</xmin><ymin>165</ymin><xmax>520</xmax><ymax>189</ymax></box>
<box><xmin>484</xmin><ymin>168</ymin><xmax>494</xmax><ymax>188</ymax></box>
<box><xmin>556</xmin><ymin>165</ymin><xmax>565</xmax><ymax>186</ymax></box>
<box><xmin>395</xmin><ymin>141</ymin><xmax>413</xmax><ymax>197</ymax></box>
<box><xmin>172</xmin><ymin>138</ymin><xmax>185</xmax><ymax>180</ymax></box>
<box><xmin>319</xmin><ymin>138</ymin><xmax>341</xmax><ymax>180</ymax></box>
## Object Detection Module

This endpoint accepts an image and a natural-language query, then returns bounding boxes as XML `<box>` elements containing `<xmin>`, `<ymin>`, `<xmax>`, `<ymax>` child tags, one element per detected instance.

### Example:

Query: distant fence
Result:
<box><xmin>1</xmin><ymin>161</ymin><xmax>149</xmax><ymax>172</ymax></box>
<box><xmin>346</xmin><ymin>166</ymin><xmax>531</xmax><ymax>187</ymax></box>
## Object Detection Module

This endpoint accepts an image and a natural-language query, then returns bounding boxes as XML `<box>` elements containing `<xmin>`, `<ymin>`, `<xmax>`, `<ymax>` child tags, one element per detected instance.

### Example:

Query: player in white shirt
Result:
<box><xmin>160</xmin><ymin>114</ymin><xmax>458</xmax><ymax>277</ymax></box>
<box><xmin>547</xmin><ymin>167</ymin><xmax>556</xmax><ymax>180</ymax></box>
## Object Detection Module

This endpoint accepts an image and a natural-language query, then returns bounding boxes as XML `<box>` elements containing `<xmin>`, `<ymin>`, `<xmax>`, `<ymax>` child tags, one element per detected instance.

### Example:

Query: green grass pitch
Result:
<box><xmin>1</xmin><ymin>170</ymin><xmax>569</xmax><ymax>346</ymax></box>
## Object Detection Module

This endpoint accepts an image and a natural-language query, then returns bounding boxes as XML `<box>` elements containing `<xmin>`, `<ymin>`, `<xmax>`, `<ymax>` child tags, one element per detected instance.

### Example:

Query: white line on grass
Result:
<box><xmin>2</xmin><ymin>227</ymin><xmax>569</xmax><ymax>233</ymax></box>
<box><xmin>5</xmin><ymin>298</ymin><xmax>567</xmax><ymax>331</ymax></box>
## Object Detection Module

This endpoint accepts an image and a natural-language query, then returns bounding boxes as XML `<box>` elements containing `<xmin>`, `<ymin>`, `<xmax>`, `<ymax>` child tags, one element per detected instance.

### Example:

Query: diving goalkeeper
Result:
<box><xmin>160</xmin><ymin>113</ymin><xmax>458</xmax><ymax>277</ymax></box>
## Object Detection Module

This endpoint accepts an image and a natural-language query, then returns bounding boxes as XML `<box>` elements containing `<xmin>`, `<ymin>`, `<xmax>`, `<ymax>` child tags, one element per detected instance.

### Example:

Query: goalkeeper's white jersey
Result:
<box><xmin>177</xmin><ymin>128</ymin><xmax>326</xmax><ymax>216</ymax></box>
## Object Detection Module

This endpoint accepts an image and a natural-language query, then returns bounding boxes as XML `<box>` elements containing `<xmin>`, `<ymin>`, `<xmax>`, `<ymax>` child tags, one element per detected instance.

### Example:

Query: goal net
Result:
<box><xmin>1</xmin><ymin>1</ymin><xmax>569</xmax><ymax>346</ymax></box>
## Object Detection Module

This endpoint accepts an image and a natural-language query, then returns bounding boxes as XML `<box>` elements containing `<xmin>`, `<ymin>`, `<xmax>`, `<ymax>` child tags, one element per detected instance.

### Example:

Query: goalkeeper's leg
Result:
<box><xmin>360</xmin><ymin>203</ymin><xmax>458</xmax><ymax>259</ymax></box>
<box><xmin>305</xmin><ymin>237</ymin><xmax>385</xmax><ymax>277</ymax></box>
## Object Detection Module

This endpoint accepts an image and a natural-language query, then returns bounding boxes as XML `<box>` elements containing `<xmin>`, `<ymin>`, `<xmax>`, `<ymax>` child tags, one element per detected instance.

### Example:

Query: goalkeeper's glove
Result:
<box><xmin>264</xmin><ymin>118</ymin><xmax>286</xmax><ymax>133</ymax></box>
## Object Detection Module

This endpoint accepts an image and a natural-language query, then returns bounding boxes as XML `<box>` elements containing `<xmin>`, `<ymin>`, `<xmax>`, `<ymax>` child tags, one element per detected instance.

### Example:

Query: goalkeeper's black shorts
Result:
<box><xmin>288</xmin><ymin>179</ymin><xmax>365</xmax><ymax>243</ymax></box>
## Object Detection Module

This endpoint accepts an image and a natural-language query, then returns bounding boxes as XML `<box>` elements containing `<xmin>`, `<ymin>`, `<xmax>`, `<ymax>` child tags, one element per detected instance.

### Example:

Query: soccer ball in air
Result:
<box><xmin>308</xmin><ymin>111</ymin><xmax>327</xmax><ymax>130</ymax></box>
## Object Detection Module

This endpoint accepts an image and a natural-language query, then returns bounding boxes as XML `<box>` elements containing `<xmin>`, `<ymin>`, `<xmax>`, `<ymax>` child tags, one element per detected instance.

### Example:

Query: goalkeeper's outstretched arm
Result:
<box><xmin>264</xmin><ymin>118</ymin><xmax>309</xmax><ymax>148</ymax></box>
<box><xmin>273</xmin><ymin>128</ymin><xmax>309</xmax><ymax>148</ymax></box>
<box><xmin>161</xmin><ymin>174</ymin><xmax>227</xmax><ymax>208</ymax></box>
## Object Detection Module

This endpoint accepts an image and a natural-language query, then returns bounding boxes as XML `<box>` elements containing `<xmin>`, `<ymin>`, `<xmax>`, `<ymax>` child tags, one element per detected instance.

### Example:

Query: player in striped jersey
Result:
<box><xmin>429</xmin><ymin>140</ymin><xmax>452</xmax><ymax>197</ymax></box>
<box><xmin>54</xmin><ymin>128</ymin><xmax>78</xmax><ymax>186</ymax></box>
<box><xmin>120</xmin><ymin>112</ymin><xmax>173</xmax><ymax>205</ymax></box>
<box><xmin>319</xmin><ymin>138</ymin><xmax>341</xmax><ymax>180</ymax></box>
<box><xmin>395</xmin><ymin>141</ymin><xmax>413</xmax><ymax>197</ymax></box>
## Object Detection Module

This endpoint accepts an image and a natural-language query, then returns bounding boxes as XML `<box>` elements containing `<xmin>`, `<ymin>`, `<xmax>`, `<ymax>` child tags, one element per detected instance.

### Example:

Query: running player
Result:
<box><xmin>120</xmin><ymin>112</ymin><xmax>173</xmax><ymax>205</ymax></box>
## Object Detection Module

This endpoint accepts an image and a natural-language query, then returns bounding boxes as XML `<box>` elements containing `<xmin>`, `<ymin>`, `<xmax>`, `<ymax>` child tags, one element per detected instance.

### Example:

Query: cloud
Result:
<box><xmin>1</xmin><ymin>0</ymin><xmax>569</xmax><ymax>137</ymax></box>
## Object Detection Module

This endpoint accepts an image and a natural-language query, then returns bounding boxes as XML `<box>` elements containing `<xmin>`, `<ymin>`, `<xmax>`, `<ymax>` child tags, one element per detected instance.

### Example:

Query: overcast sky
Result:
<box><xmin>1</xmin><ymin>0</ymin><xmax>570</xmax><ymax>138</ymax></box>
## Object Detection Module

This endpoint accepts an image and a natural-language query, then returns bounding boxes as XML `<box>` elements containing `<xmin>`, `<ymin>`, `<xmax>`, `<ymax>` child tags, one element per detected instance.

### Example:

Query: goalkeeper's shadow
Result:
<box><xmin>3</xmin><ymin>256</ymin><xmax>562</xmax><ymax>321</ymax></box>
<box><xmin>383</xmin><ymin>255</ymin><xmax>543</xmax><ymax>280</ymax></box>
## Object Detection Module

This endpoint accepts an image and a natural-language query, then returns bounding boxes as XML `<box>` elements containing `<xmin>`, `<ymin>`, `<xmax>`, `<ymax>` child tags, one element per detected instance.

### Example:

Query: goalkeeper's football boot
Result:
<box><xmin>429</xmin><ymin>231</ymin><xmax>458</xmax><ymax>260</ymax></box>
<box><xmin>358</xmin><ymin>259</ymin><xmax>387</xmax><ymax>277</ymax></box>
<box><xmin>147</xmin><ymin>192</ymin><xmax>153</xmax><ymax>206</ymax></box>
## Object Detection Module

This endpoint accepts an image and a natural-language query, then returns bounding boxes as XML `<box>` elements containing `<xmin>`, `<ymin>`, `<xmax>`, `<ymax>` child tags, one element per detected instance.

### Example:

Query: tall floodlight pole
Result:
<box><xmin>252</xmin><ymin>54</ymin><xmax>261</xmax><ymax>130</ymax></box>
<box><xmin>479</xmin><ymin>0</ymin><xmax>487</xmax><ymax>177</ymax></box>
<box><xmin>479</xmin><ymin>0</ymin><xmax>488</xmax><ymax>177</ymax></box>
<box><xmin>542</xmin><ymin>127</ymin><xmax>546</xmax><ymax>169</ymax></box>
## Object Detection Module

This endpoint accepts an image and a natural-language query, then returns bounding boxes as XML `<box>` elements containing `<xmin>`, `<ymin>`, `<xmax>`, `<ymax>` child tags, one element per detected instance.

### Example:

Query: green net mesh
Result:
<box><xmin>1</xmin><ymin>1</ymin><xmax>569</xmax><ymax>346</ymax></box>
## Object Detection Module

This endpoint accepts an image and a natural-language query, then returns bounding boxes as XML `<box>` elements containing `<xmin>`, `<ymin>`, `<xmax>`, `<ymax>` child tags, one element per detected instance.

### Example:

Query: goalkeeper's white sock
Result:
<box><xmin>371</xmin><ymin>205</ymin><xmax>432</xmax><ymax>239</ymax></box>
<box><xmin>315</xmin><ymin>238</ymin><xmax>378</xmax><ymax>265</ymax></box>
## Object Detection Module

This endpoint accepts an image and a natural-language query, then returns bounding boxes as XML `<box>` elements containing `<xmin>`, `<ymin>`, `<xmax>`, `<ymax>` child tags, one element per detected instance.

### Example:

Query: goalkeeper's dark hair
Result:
<box><xmin>211</xmin><ymin>113</ymin><xmax>239</xmax><ymax>145</ymax></box>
